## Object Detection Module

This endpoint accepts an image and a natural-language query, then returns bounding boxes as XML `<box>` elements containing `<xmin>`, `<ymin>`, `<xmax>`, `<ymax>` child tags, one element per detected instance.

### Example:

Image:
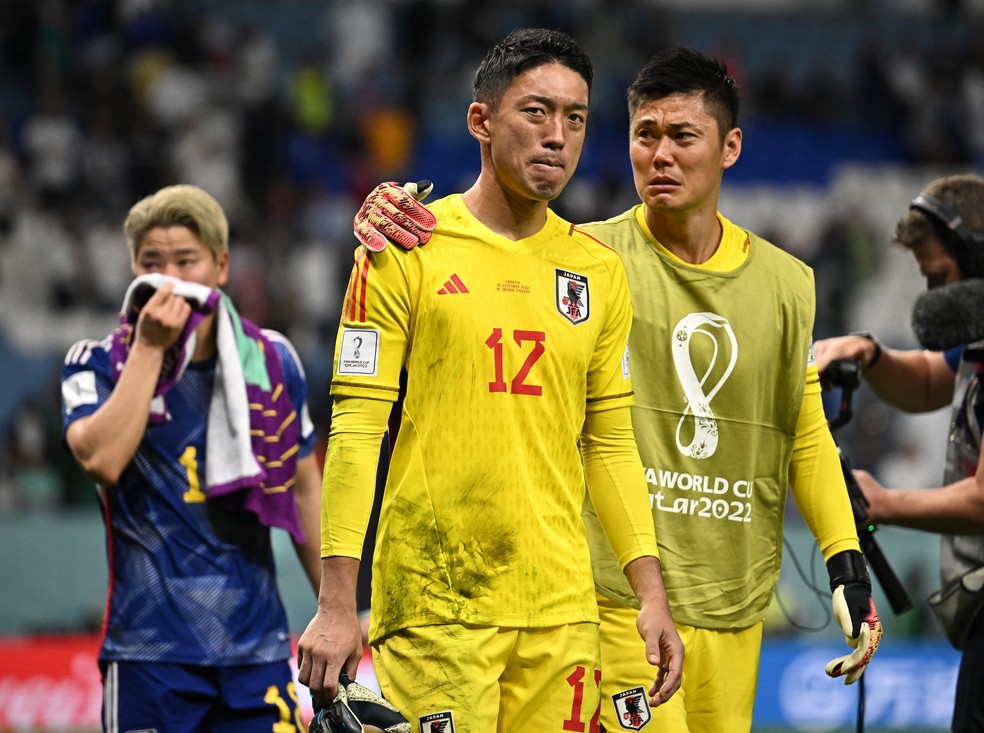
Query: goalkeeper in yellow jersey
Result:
<box><xmin>352</xmin><ymin>47</ymin><xmax>881</xmax><ymax>733</ymax></box>
<box><xmin>297</xmin><ymin>28</ymin><xmax>683</xmax><ymax>733</ymax></box>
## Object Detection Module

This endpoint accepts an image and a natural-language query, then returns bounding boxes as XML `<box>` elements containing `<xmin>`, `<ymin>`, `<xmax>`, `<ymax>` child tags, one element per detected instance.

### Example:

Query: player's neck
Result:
<box><xmin>645</xmin><ymin>207</ymin><xmax>722</xmax><ymax>265</ymax></box>
<box><xmin>191</xmin><ymin>315</ymin><xmax>218</xmax><ymax>362</ymax></box>
<box><xmin>462</xmin><ymin>177</ymin><xmax>550</xmax><ymax>242</ymax></box>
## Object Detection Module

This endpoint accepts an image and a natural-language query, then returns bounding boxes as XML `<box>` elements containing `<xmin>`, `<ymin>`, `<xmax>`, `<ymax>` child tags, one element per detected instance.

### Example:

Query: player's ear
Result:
<box><xmin>215</xmin><ymin>249</ymin><xmax>230</xmax><ymax>287</ymax></box>
<box><xmin>467</xmin><ymin>102</ymin><xmax>492</xmax><ymax>144</ymax></box>
<box><xmin>721</xmin><ymin>126</ymin><xmax>741</xmax><ymax>170</ymax></box>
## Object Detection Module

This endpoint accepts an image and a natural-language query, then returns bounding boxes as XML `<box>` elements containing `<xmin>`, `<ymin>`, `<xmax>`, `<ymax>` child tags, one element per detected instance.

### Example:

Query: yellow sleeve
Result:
<box><xmin>320</xmin><ymin>395</ymin><xmax>391</xmax><ymax>559</ymax></box>
<box><xmin>330</xmin><ymin>246</ymin><xmax>410</xmax><ymax>402</ymax></box>
<box><xmin>581</xmin><ymin>404</ymin><xmax>659</xmax><ymax>568</ymax></box>
<box><xmin>585</xmin><ymin>248</ymin><xmax>635</xmax><ymax>409</ymax></box>
<box><xmin>788</xmin><ymin>364</ymin><xmax>861</xmax><ymax>560</ymax></box>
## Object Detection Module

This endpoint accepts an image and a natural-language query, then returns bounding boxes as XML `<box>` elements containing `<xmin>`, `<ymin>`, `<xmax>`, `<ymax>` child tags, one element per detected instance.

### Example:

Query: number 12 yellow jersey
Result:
<box><xmin>329</xmin><ymin>194</ymin><xmax>654</xmax><ymax>639</ymax></box>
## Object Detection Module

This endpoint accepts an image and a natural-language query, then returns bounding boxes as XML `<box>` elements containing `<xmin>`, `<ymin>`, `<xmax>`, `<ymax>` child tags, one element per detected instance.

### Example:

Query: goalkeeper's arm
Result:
<box><xmin>297</xmin><ymin>396</ymin><xmax>389</xmax><ymax>704</ymax></box>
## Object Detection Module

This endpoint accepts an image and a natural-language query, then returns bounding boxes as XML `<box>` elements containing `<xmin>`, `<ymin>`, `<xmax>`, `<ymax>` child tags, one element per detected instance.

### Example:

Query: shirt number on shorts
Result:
<box><xmin>264</xmin><ymin>682</ymin><xmax>303</xmax><ymax>732</ymax></box>
<box><xmin>564</xmin><ymin>665</ymin><xmax>601</xmax><ymax>732</ymax></box>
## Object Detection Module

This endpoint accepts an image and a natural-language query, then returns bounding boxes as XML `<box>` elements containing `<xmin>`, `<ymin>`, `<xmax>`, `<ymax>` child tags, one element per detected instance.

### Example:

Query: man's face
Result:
<box><xmin>912</xmin><ymin>236</ymin><xmax>962</xmax><ymax>289</ymax></box>
<box><xmin>628</xmin><ymin>91</ymin><xmax>740</xmax><ymax>216</ymax></box>
<box><xmin>133</xmin><ymin>225</ymin><xmax>229</xmax><ymax>289</ymax></box>
<box><xmin>479</xmin><ymin>62</ymin><xmax>589</xmax><ymax>202</ymax></box>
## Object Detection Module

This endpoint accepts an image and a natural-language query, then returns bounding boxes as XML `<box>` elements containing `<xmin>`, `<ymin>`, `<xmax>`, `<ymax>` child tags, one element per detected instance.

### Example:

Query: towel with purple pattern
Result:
<box><xmin>110</xmin><ymin>274</ymin><xmax>220</xmax><ymax>424</ymax></box>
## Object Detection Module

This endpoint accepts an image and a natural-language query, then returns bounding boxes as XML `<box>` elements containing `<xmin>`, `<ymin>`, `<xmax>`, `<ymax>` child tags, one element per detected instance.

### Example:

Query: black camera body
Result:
<box><xmin>826</xmin><ymin>359</ymin><xmax>913</xmax><ymax>615</ymax></box>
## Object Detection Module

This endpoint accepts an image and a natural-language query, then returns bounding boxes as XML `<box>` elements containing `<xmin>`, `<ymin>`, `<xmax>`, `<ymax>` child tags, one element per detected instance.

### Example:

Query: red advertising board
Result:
<box><xmin>0</xmin><ymin>635</ymin><xmax>377</xmax><ymax>731</ymax></box>
<box><xmin>0</xmin><ymin>635</ymin><xmax>103</xmax><ymax>730</ymax></box>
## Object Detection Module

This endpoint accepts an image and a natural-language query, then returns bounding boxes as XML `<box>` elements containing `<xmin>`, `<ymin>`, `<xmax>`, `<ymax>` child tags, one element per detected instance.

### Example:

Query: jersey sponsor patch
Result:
<box><xmin>556</xmin><ymin>269</ymin><xmax>590</xmax><ymax>325</ymax></box>
<box><xmin>611</xmin><ymin>687</ymin><xmax>652</xmax><ymax>730</ymax></box>
<box><xmin>62</xmin><ymin>371</ymin><xmax>97</xmax><ymax>412</ymax></box>
<box><xmin>622</xmin><ymin>341</ymin><xmax>631</xmax><ymax>380</ymax></box>
<box><xmin>419</xmin><ymin>710</ymin><xmax>455</xmax><ymax>732</ymax></box>
<box><xmin>337</xmin><ymin>328</ymin><xmax>380</xmax><ymax>376</ymax></box>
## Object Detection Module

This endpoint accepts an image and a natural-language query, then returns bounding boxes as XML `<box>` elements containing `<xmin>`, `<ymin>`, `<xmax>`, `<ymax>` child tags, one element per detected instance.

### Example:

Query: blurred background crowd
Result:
<box><xmin>0</xmin><ymin>0</ymin><xmax>981</xmax><ymax>639</ymax></box>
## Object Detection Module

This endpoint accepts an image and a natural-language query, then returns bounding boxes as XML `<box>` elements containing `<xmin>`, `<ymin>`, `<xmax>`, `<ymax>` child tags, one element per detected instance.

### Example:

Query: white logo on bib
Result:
<box><xmin>671</xmin><ymin>312</ymin><xmax>737</xmax><ymax>459</ymax></box>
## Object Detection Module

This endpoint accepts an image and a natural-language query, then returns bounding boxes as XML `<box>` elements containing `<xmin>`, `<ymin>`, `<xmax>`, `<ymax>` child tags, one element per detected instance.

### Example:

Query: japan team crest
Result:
<box><xmin>611</xmin><ymin>687</ymin><xmax>652</xmax><ymax>730</ymax></box>
<box><xmin>419</xmin><ymin>711</ymin><xmax>455</xmax><ymax>732</ymax></box>
<box><xmin>556</xmin><ymin>268</ymin><xmax>590</xmax><ymax>324</ymax></box>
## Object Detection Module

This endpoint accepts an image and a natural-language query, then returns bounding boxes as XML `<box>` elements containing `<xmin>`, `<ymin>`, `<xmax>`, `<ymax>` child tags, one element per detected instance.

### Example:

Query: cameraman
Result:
<box><xmin>813</xmin><ymin>173</ymin><xmax>984</xmax><ymax>733</ymax></box>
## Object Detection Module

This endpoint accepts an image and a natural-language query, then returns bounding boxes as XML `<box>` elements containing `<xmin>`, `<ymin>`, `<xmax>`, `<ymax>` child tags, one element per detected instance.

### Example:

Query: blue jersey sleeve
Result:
<box><xmin>944</xmin><ymin>345</ymin><xmax>964</xmax><ymax>373</ymax></box>
<box><xmin>61</xmin><ymin>336</ymin><xmax>115</xmax><ymax>438</ymax></box>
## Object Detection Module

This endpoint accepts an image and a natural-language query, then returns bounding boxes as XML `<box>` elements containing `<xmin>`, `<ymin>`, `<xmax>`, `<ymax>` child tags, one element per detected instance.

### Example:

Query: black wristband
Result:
<box><xmin>826</xmin><ymin>549</ymin><xmax>872</xmax><ymax>592</ymax></box>
<box><xmin>850</xmin><ymin>331</ymin><xmax>882</xmax><ymax>369</ymax></box>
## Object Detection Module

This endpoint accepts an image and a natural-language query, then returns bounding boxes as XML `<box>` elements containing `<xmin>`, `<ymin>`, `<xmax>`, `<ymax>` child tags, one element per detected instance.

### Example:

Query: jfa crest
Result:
<box><xmin>556</xmin><ymin>268</ymin><xmax>590</xmax><ymax>325</ymax></box>
<box><xmin>611</xmin><ymin>687</ymin><xmax>652</xmax><ymax>730</ymax></box>
<box><xmin>419</xmin><ymin>711</ymin><xmax>455</xmax><ymax>733</ymax></box>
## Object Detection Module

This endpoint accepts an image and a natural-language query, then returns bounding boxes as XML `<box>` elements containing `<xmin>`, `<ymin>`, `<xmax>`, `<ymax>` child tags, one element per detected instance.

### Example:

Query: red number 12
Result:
<box><xmin>564</xmin><ymin>665</ymin><xmax>601</xmax><ymax>732</ymax></box>
<box><xmin>485</xmin><ymin>328</ymin><xmax>546</xmax><ymax>395</ymax></box>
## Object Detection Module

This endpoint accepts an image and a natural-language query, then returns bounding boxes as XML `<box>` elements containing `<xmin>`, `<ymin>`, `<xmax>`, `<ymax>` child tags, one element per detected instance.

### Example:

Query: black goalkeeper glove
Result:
<box><xmin>309</xmin><ymin>673</ymin><xmax>411</xmax><ymax>733</ymax></box>
<box><xmin>824</xmin><ymin>549</ymin><xmax>883</xmax><ymax>684</ymax></box>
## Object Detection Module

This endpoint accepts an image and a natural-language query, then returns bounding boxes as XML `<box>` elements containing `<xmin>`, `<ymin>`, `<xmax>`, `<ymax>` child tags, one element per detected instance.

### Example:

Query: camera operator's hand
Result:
<box><xmin>852</xmin><ymin>469</ymin><xmax>890</xmax><ymax>524</ymax></box>
<box><xmin>813</xmin><ymin>334</ymin><xmax>882</xmax><ymax>380</ymax></box>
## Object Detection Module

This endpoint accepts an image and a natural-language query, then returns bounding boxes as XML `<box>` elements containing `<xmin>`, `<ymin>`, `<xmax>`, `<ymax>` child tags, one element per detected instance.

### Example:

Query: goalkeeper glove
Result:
<box><xmin>354</xmin><ymin>180</ymin><xmax>436</xmax><ymax>252</ymax></box>
<box><xmin>309</xmin><ymin>672</ymin><xmax>411</xmax><ymax>733</ymax></box>
<box><xmin>824</xmin><ymin>549</ymin><xmax>883</xmax><ymax>685</ymax></box>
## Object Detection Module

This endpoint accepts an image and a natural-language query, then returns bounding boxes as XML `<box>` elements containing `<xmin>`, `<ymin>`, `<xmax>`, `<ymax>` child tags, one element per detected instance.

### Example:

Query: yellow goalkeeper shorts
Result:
<box><xmin>597</xmin><ymin>594</ymin><xmax>762</xmax><ymax>733</ymax></box>
<box><xmin>372</xmin><ymin>621</ymin><xmax>601</xmax><ymax>733</ymax></box>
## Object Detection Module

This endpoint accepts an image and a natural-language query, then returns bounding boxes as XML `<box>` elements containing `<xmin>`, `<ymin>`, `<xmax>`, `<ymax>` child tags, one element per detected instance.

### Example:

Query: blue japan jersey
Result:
<box><xmin>61</xmin><ymin>331</ymin><xmax>315</xmax><ymax>666</ymax></box>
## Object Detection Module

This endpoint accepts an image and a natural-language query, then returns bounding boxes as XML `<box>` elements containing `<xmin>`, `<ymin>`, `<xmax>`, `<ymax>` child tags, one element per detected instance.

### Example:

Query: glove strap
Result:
<box><xmin>826</xmin><ymin>549</ymin><xmax>871</xmax><ymax>592</ymax></box>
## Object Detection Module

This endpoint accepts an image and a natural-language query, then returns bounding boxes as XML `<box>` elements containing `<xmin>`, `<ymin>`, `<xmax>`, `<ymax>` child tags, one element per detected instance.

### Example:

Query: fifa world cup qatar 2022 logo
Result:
<box><xmin>671</xmin><ymin>312</ymin><xmax>737</xmax><ymax>459</ymax></box>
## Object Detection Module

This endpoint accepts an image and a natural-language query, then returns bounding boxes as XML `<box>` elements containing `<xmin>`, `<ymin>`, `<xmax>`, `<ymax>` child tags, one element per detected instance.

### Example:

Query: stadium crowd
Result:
<box><xmin>0</xmin><ymin>0</ymin><xmax>981</xmax><ymax>526</ymax></box>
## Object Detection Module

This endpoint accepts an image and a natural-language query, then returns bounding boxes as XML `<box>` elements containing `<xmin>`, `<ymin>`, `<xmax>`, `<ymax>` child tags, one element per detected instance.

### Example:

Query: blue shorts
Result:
<box><xmin>100</xmin><ymin>660</ymin><xmax>303</xmax><ymax>733</ymax></box>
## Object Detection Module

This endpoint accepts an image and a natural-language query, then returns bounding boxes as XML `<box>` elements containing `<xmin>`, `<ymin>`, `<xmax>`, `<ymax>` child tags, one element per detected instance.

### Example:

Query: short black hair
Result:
<box><xmin>472</xmin><ymin>27</ymin><xmax>593</xmax><ymax>110</ymax></box>
<box><xmin>627</xmin><ymin>48</ymin><xmax>739</xmax><ymax>139</ymax></box>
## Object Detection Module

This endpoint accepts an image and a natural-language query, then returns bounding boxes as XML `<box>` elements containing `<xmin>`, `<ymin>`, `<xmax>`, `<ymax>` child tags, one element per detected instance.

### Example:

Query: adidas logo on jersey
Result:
<box><xmin>438</xmin><ymin>274</ymin><xmax>469</xmax><ymax>295</ymax></box>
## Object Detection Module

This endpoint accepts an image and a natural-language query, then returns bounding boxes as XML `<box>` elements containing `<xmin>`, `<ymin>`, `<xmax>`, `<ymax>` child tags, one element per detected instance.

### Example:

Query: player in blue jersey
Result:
<box><xmin>61</xmin><ymin>185</ymin><xmax>322</xmax><ymax>733</ymax></box>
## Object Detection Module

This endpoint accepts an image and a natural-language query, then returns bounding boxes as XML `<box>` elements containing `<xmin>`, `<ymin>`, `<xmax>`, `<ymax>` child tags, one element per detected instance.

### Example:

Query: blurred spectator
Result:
<box><xmin>80</xmin><ymin>103</ymin><xmax>132</xmax><ymax>214</ymax></box>
<box><xmin>2</xmin><ymin>399</ymin><xmax>61</xmax><ymax>511</ymax></box>
<box><xmin>170</xmin><ymin>107</ymin><xmax>245</xmax><ymax>220</ymax></box>
<box><xmin>0</xmin><ymin>122</ymin><xmax>24</xmax><ymax>242</ymax></box>
<box><xmin>809</xmin><ymin>211</ymin><xmax>880</xmax><ymax>340</ymax></box>
<box><xmin>21</xmin><ymin>84</ymin><xmax>82</xmax><ymax>211</ymax></box>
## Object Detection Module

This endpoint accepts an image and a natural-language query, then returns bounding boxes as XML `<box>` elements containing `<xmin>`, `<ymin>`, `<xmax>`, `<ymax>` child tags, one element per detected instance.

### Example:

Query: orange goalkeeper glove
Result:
<box><xmin>824</xmin><ymin>550</ymin><xmax>883</xmax><ymax>685</ymax></box>
<box><xmin>354</xmin><ymin>180</ymin><xmax>435</xmax><ymax>252</ymax></box>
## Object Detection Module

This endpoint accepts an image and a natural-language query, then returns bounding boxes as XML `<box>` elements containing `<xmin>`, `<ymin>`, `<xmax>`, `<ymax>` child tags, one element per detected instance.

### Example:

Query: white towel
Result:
<box><xmin>117</xmin><ymin>274</ymin><xmax>218</xmax><ymax>423</ymax></box>
<box><xmin>205</xmin><ymin>295</ymin><xmax>264</xmax><ymax>492</ymax></box>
